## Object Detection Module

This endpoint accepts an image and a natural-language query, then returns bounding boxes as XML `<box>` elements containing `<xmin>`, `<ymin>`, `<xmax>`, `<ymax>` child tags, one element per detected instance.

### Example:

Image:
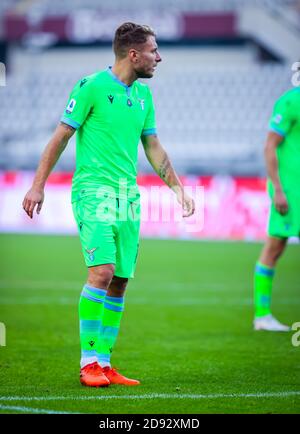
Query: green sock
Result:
<box><xmin>97</xmin><ymin>295</ymin><xmax>124</xmax><ymax>367</ymax></box>
<box><xmin>79</xmin><ymin>285</ymin><xmax>106</xmax><ymax>368</ymax></box>
<box><xmin>254</xmin><ymin>262</ymin><xmax>275</xmax><ymax>318</ymax></box>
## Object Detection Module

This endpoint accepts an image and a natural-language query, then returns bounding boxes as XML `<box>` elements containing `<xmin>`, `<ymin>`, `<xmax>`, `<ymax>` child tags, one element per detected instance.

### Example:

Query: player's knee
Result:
<box><xmin>88</xmin><ymin>264</ymin><xmax>115</xmax><ymax>289</ymax></box>
<box><xmin>266</xmin><ymin>241</ymin><xmax>286</xmax><ymax>262</ymax></box>
<box><xmin>273</xmin><ymin>246</ymin><xmax>285</xmax><ymax>261</ymax></box>
<box><xmin>107</xmin><ymin>276</ymin><xmax>128</xmax><ymax>297</ymax></box>
<box><xmin>112</xmin><ymin>276</ymin><xmax>128</xmax><ymax>291</ymax></box>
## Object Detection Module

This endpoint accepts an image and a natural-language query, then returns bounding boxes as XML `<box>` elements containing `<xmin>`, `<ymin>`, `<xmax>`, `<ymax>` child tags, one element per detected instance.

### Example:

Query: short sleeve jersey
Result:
<box><xmin>61</xmin><ymin>67</ymin><xmax>157</xmax><ymax>200</ymax></box>
<box><xmin>268</xmin><ymin>88</ymin><xmax>300</xmax><ymax>191</ymax></box>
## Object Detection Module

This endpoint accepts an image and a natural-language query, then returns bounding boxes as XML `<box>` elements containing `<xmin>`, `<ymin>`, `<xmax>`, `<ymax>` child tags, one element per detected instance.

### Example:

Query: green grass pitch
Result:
<box><xmin>0</xmin><ymin>234</ymin><xmax>299</xmax><ymax>414</ymax></box>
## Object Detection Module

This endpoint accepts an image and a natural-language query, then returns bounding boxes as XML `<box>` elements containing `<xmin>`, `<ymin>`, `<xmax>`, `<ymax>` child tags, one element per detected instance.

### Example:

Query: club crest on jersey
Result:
<box><xmin>273</xmin><ymin>114</ymin><xmax>282</xmax><ymax>124</ymax></box>
<box><xmin>138</xmin><ymin>98</ymin><xmax>145</xmax><ymax>110</ymax></box>
<box><xmin>66</xmin><ymin>98</ymin><xmax>76</xmax><ymax>114</ymax></box>
<box><xmin>86</xmin><ymin>247</ymin><xmax>98</xmax><ymax>261</ymax></box>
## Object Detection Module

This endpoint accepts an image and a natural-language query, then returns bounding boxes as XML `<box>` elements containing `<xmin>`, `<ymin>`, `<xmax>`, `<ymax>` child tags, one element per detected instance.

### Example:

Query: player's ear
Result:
<box><xmin>128</xmin><ymin>48</ymin><xmax>139</xmax><ymax>63</ymax></box>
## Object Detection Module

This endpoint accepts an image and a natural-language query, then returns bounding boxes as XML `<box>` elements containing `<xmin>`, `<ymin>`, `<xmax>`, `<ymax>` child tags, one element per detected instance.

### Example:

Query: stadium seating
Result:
<box><xmin>2</xmin><ymin>0</ymin><xmax>298</xmax><ymax>15</ymax></box>
<box><xmin>0</xmin><ymin>53</ymin><xmax>292</xmax><ymax>175</ymax></box>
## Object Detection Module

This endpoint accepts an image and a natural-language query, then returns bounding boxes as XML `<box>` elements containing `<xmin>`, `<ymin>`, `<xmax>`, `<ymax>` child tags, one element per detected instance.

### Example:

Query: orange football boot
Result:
<box><xmin>102</xmin><ymin>367</ymin><xmax>140</xmax><ymax>386</ymax></box>
<box><xmin>80</xmin><ymin>362</ymin><xmax>110</xmax><ymax>387</ymax></box>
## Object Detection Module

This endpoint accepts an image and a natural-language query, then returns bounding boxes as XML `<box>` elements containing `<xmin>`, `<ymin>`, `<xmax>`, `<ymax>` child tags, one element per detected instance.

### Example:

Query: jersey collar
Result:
<box><xmin>107</xmin><ymin>66</ymin><xmax>134</xmax><ymax>96</ymax></box>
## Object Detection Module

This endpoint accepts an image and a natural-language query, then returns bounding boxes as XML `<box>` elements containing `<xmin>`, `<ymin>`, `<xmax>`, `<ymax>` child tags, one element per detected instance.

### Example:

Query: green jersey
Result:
<box><xmin>268</xmin><ymin>87</ymin><xmax>300</xmax><ymax>192</ymax></box>
<box><xmin>61</xmin><ymin>67</ymin><xmax>156</xmax><ymax>200</ymax></box>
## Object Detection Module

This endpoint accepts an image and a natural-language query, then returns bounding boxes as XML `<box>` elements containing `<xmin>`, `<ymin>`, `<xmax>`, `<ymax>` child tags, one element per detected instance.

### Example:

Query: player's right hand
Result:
<box><xmin>22</xmin><ymin>188</ymin><xmax>44</xmax><ymax>219</ymax></box>
<box><xmin>274</xmin><ymin>190</ymin><xmax>289</xmax><ymax>215</ymax></box>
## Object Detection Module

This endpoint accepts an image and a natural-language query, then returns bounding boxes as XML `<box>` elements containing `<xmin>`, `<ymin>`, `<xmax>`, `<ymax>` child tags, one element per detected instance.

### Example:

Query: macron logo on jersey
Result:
<box><xmin>66</xmin><ymin>98</ymin><xmax>76</xmax><ymax>114</ymax></box>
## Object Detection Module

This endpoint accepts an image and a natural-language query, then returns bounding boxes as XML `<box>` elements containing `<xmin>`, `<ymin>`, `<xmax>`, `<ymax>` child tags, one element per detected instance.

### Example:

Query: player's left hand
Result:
<box><xmin>176</xmin><ymin>189</ymin><xmax>195</xmax><ymax>217</ymax></box>
<box><xmin>274</xmin><ymin>190</ymin><xmax>289</xmax><ymax>215</ymax></box>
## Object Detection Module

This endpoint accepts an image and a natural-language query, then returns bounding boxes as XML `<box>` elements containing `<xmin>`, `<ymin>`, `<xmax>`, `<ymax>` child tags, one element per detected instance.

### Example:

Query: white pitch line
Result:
<box><xmin>0</xmin><ymin>404</ymin><xmax>79</xmax><ymax>414</ymax></box>
<box><xmin>0</xmin><ymin>280</ymin><xmax>231</xmax><ymax>292</ymax></box>
<box><xmin>0</xmin><ymin>279</ymin><xmax>297</xmax><ymax>296</ymax></box>
<box><xmin>4</xmin><ymin>279</ymin><xmax>297</xmax><ymax>293</ymax></box>
<box><xmin>0</xmin><ymin>296</ymin><xmax>298</xmax><ymax>306</ymax></box>
<box><xmin>0</xmin><ymin>391</ymin><xmax>299</xmax><ymax>402</ymax></box>
<box><xmin>0</xmin><ymin>297</ymin><xmax>260</xmax><ymax>306</ymax></box>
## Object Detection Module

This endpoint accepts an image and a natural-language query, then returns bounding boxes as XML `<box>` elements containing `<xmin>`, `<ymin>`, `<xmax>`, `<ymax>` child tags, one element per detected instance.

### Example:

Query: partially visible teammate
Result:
<box><xmin>253</xmin><ymin>87</ymin><xmax>300</xmax><ymax>331</ymax></box>
<box><xmin>23</xmin><ymin>23</ymin><xmax>195</xmax><ymax>386</ymax></box>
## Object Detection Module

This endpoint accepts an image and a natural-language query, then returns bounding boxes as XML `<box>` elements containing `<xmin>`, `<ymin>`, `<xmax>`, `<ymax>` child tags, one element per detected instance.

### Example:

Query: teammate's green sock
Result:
<box><xmin>79</xmin><ymin>285</ymin><xmax>106</xmax><ymax>368</ymax></box>
<box><xmin>254</xmin><ymin>262</ymin><xmax>275</xmax><ymax>318</ymax></box>
<box><xmin>97</xmin><ymin>295</ymin><xmax>125</xmax><ymax>368</ymax></box>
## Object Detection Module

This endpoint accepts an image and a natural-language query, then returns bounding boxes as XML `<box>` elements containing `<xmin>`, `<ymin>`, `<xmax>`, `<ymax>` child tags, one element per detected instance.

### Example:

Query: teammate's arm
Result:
<box><xmin>141</xmin><ymin>134</ymin><xmax>195</xmax><ymax>217</ymax></box>
<box><xmin>22</xmin><ymin>122</ymin><xmax>75</xmax><ymax>219</ymax></box>
<box><xmin>264</xmin><ymin>131</ymin><xmax>288</xmax><ymax>215</ymax></box>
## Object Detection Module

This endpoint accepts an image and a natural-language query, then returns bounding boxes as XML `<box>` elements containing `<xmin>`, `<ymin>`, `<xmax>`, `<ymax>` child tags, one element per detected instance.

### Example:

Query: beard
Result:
<box><xmin>134</xmin><ymin>65</ymin><xmax>154</xmax><ymax>79</ymax></box>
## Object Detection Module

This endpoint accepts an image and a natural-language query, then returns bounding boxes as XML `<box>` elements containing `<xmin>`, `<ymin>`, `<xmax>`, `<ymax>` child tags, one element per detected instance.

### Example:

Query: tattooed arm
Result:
<box><xmin>23</xmin><ymin>122</ymin><xmax>76</xmax><ymax>219</ymax></box>
<box><xmin>141</xmin><ymin>134</ymin><xmax>195</xmax><ymax>217</ymax></box>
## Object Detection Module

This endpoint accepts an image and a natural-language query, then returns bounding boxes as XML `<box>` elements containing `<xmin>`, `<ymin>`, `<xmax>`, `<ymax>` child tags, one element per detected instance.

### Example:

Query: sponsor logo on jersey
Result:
<box><xmin>66</xmin><ymin>98</ymin><xmax>76</xmax><ymax>114</ymax></box>
<box><xmin>108</xmin><ymin>94</ymin><xmax>114</xmax><ymax>104</ymax></box>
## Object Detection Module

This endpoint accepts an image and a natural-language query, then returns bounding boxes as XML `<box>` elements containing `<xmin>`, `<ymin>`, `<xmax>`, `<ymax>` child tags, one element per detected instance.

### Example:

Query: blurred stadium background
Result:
<box><xmin>0</xmin><ymin>0</ymin><xmax>300</xmax><ymax>238</ymax></box>
<box><xmin>0</xmin><ymin>0</ymin><xmax>299</xmax><ymax>238</ymax></box>
<box><xmin>0</xmin><ymin>0</ymin><xmax>299</xmax><ymax>415</ymax></box>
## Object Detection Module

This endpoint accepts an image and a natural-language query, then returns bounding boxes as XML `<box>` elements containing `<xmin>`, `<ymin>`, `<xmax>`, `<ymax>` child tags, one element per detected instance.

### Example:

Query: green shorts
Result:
<box><xmin>72</xmin><ymin>190</ymin><xmax>141</xmax><ymax>278</ymax></box>
<box><xmin>268</xmin><ymin>189</ymin><xmax>300</xmax><ymax>238</ymax></box>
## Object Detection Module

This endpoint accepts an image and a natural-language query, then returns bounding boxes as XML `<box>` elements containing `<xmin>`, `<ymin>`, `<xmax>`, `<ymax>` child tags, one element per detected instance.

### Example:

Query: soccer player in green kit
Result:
<box><xmin>23</xmin><ymin>23</ymin><xmax>195</xmax><ymax>386</ymax></box>
<box><xmin>253</xmin><ymin>87</ymin><xmax>300</xmax><ymax>331</ymax></box>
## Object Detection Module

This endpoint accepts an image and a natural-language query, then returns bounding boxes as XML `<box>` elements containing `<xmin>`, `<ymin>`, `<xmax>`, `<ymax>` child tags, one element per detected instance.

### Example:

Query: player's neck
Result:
<box><xmin>111</xmin><ymin>62</ymin><xmax>137</xmax><ymax>86</ymax></box>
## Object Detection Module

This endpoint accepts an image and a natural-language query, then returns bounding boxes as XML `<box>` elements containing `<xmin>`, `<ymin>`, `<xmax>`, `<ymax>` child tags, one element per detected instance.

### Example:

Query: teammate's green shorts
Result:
<box><xmin>72</xmin><ymin>189</ymin><xmax>141</xmax><ymax>278</ymax></box>
<box><xmin>268</xmin><ymin>188</ymin><xmax>300</xmax><ymax>238</ymax></box>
